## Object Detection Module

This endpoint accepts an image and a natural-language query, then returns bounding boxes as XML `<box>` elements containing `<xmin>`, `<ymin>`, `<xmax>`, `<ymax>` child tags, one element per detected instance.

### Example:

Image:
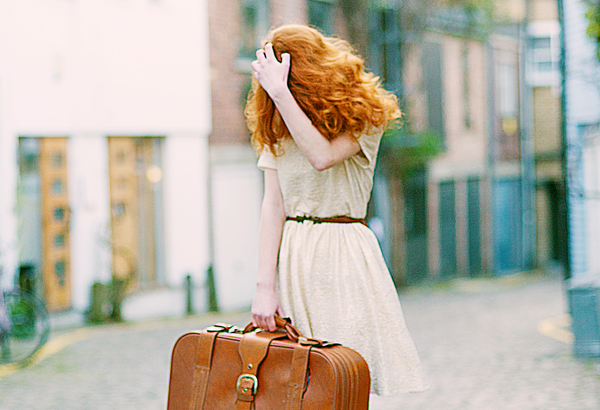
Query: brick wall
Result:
<box><xmin>532</xmin><ymin>0</ymin><xmax>559</xmax><ymax>21</ymax></box>
<box><xmin>208</xmin><ymin>0</ymin><xmax>309</xmax><ymax>147</ymax></box>
<box><xmin>409</xmin><ymin>33</ymin><xmax>488</xmax><ymax>168</ymax></box>
<box><xmin>533</xmin><ymin>86</ymin><xmax>561</xmax><ymax>155</ymax></box>
<box><xmin>207</xmin><ymin>0</ymin><xmax>251</xmax><ymax>146</ymax></box>
<box><xmin>403</xmin><ymin>43</ymin><xmax>427</xmax><ymax>133</ymax></box>
<box><xmin>442</xmin><ymin>36</ymin><xmax>487</xmax><ymax>165</ymax></box>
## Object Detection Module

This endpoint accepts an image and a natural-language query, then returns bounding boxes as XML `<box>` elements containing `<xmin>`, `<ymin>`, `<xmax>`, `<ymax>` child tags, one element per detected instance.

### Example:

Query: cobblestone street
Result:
<box><xmin>1</xmin><ymin>273</ymin><xmax>598</xmax><ymax>410</ymax></box>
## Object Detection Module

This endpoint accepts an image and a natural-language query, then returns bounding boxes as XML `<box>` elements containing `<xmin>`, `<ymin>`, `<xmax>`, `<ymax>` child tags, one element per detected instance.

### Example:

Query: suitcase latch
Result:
<box><xmin>236</xmin><ymin>374</ymin><xmax>258</xmax><ymax>396</ymax></box>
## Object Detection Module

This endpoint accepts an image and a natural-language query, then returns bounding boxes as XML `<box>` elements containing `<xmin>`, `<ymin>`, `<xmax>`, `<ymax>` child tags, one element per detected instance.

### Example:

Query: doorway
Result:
<box><xmin>107</xmin><ymin>137</ymin><xmax>165</xmax><ymax>289</ymax></box>
<box><xmin>18</xmin><ymin>137</ymin><xmax>72</xmax><ymax>312</ymax></box>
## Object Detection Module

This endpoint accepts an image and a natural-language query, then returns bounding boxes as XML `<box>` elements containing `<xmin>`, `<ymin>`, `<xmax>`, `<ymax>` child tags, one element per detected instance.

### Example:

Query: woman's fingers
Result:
<box><xmin>264</xmin><ymin>43</ymin><xmax>276</xmax><ymax>60</ymax></box>
<box><xmin>251</xmin><ymin>60</ymin><xmax>260</xmax><ymax>80</ymax></box>
<box><xmin>252</xmin><ymin>313</ymin><xmax>276</xmax><ymax>331</ymax></box>
<box><xmin>265</xmin><ymin>315</ymin><xmax>277</xmax><ymax>332</ymax></box>
<box><xmin>277</xmin><ymin>305</ymin><xmax>285</xmax><ymax>318</ymax></box>
<box><xmin>254</xmin><ymin>44</ymin><xmax>289</xmax><ymax>67</ymax></box>
<box><xmin>256</xmin><ymin>48</ymin><xmax>266</xmax><ymax>61</ymax></box>
<box><xmin>252</xmin><ymin>314</ymin><xmax>264</xmax><ymax>330</ymax></box>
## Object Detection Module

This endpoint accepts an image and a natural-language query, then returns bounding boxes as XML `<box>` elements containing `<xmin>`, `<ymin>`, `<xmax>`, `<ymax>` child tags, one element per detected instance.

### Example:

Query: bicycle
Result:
<box><xmin>0</xmin><ymin>259</ymin><xmax>50</xmax><ymax>365</ymax></box>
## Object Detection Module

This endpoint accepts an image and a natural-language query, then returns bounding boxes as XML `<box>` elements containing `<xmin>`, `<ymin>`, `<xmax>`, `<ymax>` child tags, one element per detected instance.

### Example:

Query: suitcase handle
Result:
<box><xmin>243</xmin><ymin>316</ymin><xmax>303</xmax><ymax>343</ymax></box>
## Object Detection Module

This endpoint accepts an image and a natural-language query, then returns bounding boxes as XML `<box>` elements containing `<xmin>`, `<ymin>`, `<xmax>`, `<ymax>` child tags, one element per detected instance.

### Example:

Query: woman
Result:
<box><xmin>245</xmin><ymin>24</ymin><xmax>427</xmax><ymax>396</ymax></box>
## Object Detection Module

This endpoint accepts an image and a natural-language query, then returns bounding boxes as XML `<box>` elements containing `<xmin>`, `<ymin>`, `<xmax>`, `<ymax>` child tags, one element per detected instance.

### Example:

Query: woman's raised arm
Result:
<box><xmin>251</xmin><ymin>43</ymin><xmax>361</xmax><ymax>171</ymax></box>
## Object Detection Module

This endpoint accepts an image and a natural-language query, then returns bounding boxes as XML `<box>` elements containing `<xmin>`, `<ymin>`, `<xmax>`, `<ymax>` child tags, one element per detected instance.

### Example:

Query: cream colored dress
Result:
<box><xmin>257</xmin><ymin>130</ymin><xmax>428</xmax><ymax>396</ymax></box>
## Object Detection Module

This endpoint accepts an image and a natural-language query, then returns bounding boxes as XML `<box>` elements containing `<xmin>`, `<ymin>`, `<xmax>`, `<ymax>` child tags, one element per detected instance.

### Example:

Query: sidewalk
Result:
<box><xmin>0</xmin><ymin>272</ymin><xmax>598</xmax><ymax>410</ymax></box>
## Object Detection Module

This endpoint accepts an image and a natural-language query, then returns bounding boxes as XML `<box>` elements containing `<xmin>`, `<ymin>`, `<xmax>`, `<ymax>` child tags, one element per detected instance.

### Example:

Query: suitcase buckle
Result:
<box><xmin>236</xmin><ymin>374</ymin><xmax>258</xmax><ymax>396</ymax></box>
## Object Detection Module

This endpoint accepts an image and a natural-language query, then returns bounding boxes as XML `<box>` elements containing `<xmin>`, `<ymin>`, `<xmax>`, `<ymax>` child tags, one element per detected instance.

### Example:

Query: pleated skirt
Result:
<box><xmin>276</xmin><ymin>220</ymin><xmax>428</xmax><ymax>396</ymax></box>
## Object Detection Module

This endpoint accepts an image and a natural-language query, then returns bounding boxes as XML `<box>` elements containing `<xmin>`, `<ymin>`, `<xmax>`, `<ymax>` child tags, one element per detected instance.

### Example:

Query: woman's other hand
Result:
<box><xmin>251</xmin><ymin>284</ymin><xmax>285</xmax><ymax>332</ymax></box>
<box><xmin>251</xmin><ymin>43</ymin><xmax>291</xmax><ymax>100</ymax></box>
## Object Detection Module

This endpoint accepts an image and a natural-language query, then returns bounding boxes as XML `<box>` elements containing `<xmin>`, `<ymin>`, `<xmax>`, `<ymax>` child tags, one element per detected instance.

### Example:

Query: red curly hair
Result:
<box><xmin>245</xmin><ymin>24</ymin><xmax>401</xmax><ymax>155</ymax></box>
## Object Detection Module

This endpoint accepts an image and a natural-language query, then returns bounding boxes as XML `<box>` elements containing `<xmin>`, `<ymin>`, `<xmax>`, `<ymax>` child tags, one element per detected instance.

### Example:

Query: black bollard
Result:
<box><xmin>185</xmin><ymin>275</ymin><xmax>193</xmax><ymax>316</ymax></box>
<box><xmin>206</xmin><ymin>265</ymin><xmax>219</xmax><ymax>313</ymax></box>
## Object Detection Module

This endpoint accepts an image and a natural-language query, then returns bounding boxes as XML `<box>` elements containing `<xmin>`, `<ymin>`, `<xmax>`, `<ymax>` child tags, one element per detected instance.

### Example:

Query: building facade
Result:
<box><xmin>367</xmin><ymin>1</ymin><xmax>533</xmax><ymax>285</ymax></box>
<box><xmin>0</xmin><ymin>0</ymin><xmax>542</xmax><ymax>324</ymax></box>
<box><xmin>206</xmin><ymin>0</ymin><xmax>534</xmax><ymax>293</ymax></box>
<box><xmin>0</xmin><ymin>0</ymin><xmax>212</xmax><ymax>321</ymax></box>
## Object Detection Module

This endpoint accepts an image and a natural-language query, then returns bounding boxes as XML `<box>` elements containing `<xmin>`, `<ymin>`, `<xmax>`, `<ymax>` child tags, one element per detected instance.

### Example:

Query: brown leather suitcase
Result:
<box><xmin>167</xmin><ymin>317</ymin><xmax>370</xmax><ymax>409</ymax></box>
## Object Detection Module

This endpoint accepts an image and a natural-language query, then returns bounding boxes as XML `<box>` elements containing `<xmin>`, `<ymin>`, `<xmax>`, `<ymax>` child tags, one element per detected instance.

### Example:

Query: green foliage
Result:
<box><xmin>8</xmin><ymin>299</ymin><xmax>36</xmax><ymax>339</ymax></box>
<box><xmin>378</xmin><ymin>123</ymin><xmax>443</xmax><ymax>179</ymax></box>
<box><xmin>447</xmin><ymin>0</ymin><xmax>494</xmax><ymax>17</ymax></box>
<box><xmin>86</xmin><ymin>277</ymin><xmax>128</xmax><ymax>323</ymax></box>
<box><xmin>585</xmin><ymin>1</ymin><xmax>600</xmax><ymax>61</ymax></box>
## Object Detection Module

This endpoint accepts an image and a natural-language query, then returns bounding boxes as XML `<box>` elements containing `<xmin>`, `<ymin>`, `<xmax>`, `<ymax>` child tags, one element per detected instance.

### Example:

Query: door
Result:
<box><xmin>108</xmin><ymin>137</ymin><xmax>164</xmax><ymax>288</ymax></box>
<box><xmin>39</xmin><ymin>137</ymin><xmax>71</xmax><ymax>311</ymax></box>
<box><xmin>439</xmin><ymin>181</ymin><xmax>457</xmax><ymax>278</ymax></box>
<box><xmin>494</xmin><ymin>179</ymin><xmax>523</xmax><ymax>274</ymax></box>
<box><xmin>467</xmin><ymin>178</ymin><xmax>482</xmax><ymax>276</ymax></box>
<box><xmin>405</xmin><ymin>170</ymin><xmax>429</xmax><ymax>284</ymax></box>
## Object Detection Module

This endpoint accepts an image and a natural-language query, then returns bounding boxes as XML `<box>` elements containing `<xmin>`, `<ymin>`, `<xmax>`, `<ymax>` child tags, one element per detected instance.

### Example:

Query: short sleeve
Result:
<box><xmin>257</xmin><ymin>147</ymin><xmax>277</xmax><ymax>170</ymax></box>
<box><xmin>354</xmin><ymin>129</ymin><xmax>383</xmax><ymax>169</ymax></box>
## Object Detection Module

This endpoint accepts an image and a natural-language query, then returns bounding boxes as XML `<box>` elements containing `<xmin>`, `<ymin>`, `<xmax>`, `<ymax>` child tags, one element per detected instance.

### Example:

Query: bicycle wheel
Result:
<box><xmin>0</xmin><ymin>290</ymin><xmax>50</xmax><ymax>364</ymax></box>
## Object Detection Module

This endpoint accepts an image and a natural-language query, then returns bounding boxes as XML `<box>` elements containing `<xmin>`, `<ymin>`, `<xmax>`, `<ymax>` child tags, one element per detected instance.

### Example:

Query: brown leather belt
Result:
<box><xmin>286</xmin><ymin>215</ymin><xmax>368</xmax><ymax>227</ymax></box>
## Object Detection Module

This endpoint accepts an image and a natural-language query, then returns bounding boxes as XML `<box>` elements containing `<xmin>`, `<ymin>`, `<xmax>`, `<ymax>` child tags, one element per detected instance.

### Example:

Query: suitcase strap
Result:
<box><xmin>236</xmin><ymin>332</ymin><xmax>283</xmax><ymax>410</ymax></box>
<box><xmin>286</xmin><ymin>343</ymin><xmax>311</xmax><ymax>410</ymax></box>
<box><xmin>189</xmin><ymin>332</ymin><xmax>219</xmax><ymax>410</ymax></box>
<box><xmin>236</xmin><ymin>332</ymin><xmax>312</xmax><ymax>410</ymax></box>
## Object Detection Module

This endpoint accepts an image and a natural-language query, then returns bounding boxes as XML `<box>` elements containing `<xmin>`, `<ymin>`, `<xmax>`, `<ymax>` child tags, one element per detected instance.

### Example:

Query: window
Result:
<box><xmin>532</xmin><ymin>36</ymin><xmax>553</xmax><ymax>72</ymax></box>
<box><xmin>423</xmin><ymin>41</ymin><xmax>446</xmax><ymax>144</ymax></box>
<box><xmin>499</xmin><ymin>61</ymin><xmax>517</xmax><ymax>119</ymax></box>
<box><xmin>54</xmin><ymin>234</ymin><xmax>65</xmax><ymax>248</ymax></box>
<box><xmin>462</xmin><ymin>43</ymin><xmax>471</xmax><ymax>129</ymax></box>
<box><xmin>369</xmin><ymin>6</ymin><xmax>401</xmax><ymax>94</ymax></box>
<box><xmin>51</xmin><ymin>152</ymin><xmax>64</xmax><ymax>168</ymax></box>
<box><xmin>54</xmin><ymin>207</ymin><xmax>65</xmax><ymax>221</ymax></box>
<box><xmin>18</xmin><ymin>137</ymin><xmax>39</xmax><ymax>174</ymax></box>
<box><xmin>52</xmin><ymin>179</ymin><xmax>64</xmax><ymax>195</ymax></box>
<box><xmin>239</xmin><ymin>0</ymin><xmax>270</xmax><ymax>60</ymax></box>
<box><xmin>55</xmin><ymin>260</ymin><xmax>66</xmax><ymax>287</ymax></box>
<box><xmin>308</xmin><ymin>0</ymin><xmax>335</xmax><ymax>36</ymax></box>
<box><xmin>528</xmin><ymin>21</ymin><xmax>560</xmax><ymax>86</ymax></box>
<box><xmin>496</xmin><ymin>55</ymin><xmax>521</xmax><ymax>160</ymax></box>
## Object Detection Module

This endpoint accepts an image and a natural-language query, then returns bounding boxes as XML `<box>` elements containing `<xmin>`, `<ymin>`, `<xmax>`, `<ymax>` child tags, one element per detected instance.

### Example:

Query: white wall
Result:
<box><xmin>164</xmin><ymin>134</ymin><xmax>211</xmax><ymax>291</ymax></box>
<box><xmin>211</xmin><ymin>159</ymin><xmax>262</xmax><ymax>312</ymax></box>
<box><xmin>0</xmin><ymin>0</ymin><xmax>213</xmax><ymax>315</ymax></box>
<box><xmin>563</xmin><ymin>0</ymin><xmax>600</xmax><ymax>285</ymax></box>
<box><xmin>69</xmin><ymin>0</ymin><xmax>212</xmax><ymax>134</ymax></box>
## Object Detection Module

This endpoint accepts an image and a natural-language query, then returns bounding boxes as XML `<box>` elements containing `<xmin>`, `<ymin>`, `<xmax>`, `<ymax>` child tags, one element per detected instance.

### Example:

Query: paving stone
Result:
<box><xmin>0</xmin><ymin>276</ymin><xmax>598</xmax><ymax>410</ymax></box>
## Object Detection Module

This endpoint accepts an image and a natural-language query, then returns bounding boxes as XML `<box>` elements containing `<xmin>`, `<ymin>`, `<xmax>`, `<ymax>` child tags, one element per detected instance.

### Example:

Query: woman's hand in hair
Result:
<box><xmin>251</xmin><ymin>43</ymin><xmax>291</xmax><ymax>100</ymax></box>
